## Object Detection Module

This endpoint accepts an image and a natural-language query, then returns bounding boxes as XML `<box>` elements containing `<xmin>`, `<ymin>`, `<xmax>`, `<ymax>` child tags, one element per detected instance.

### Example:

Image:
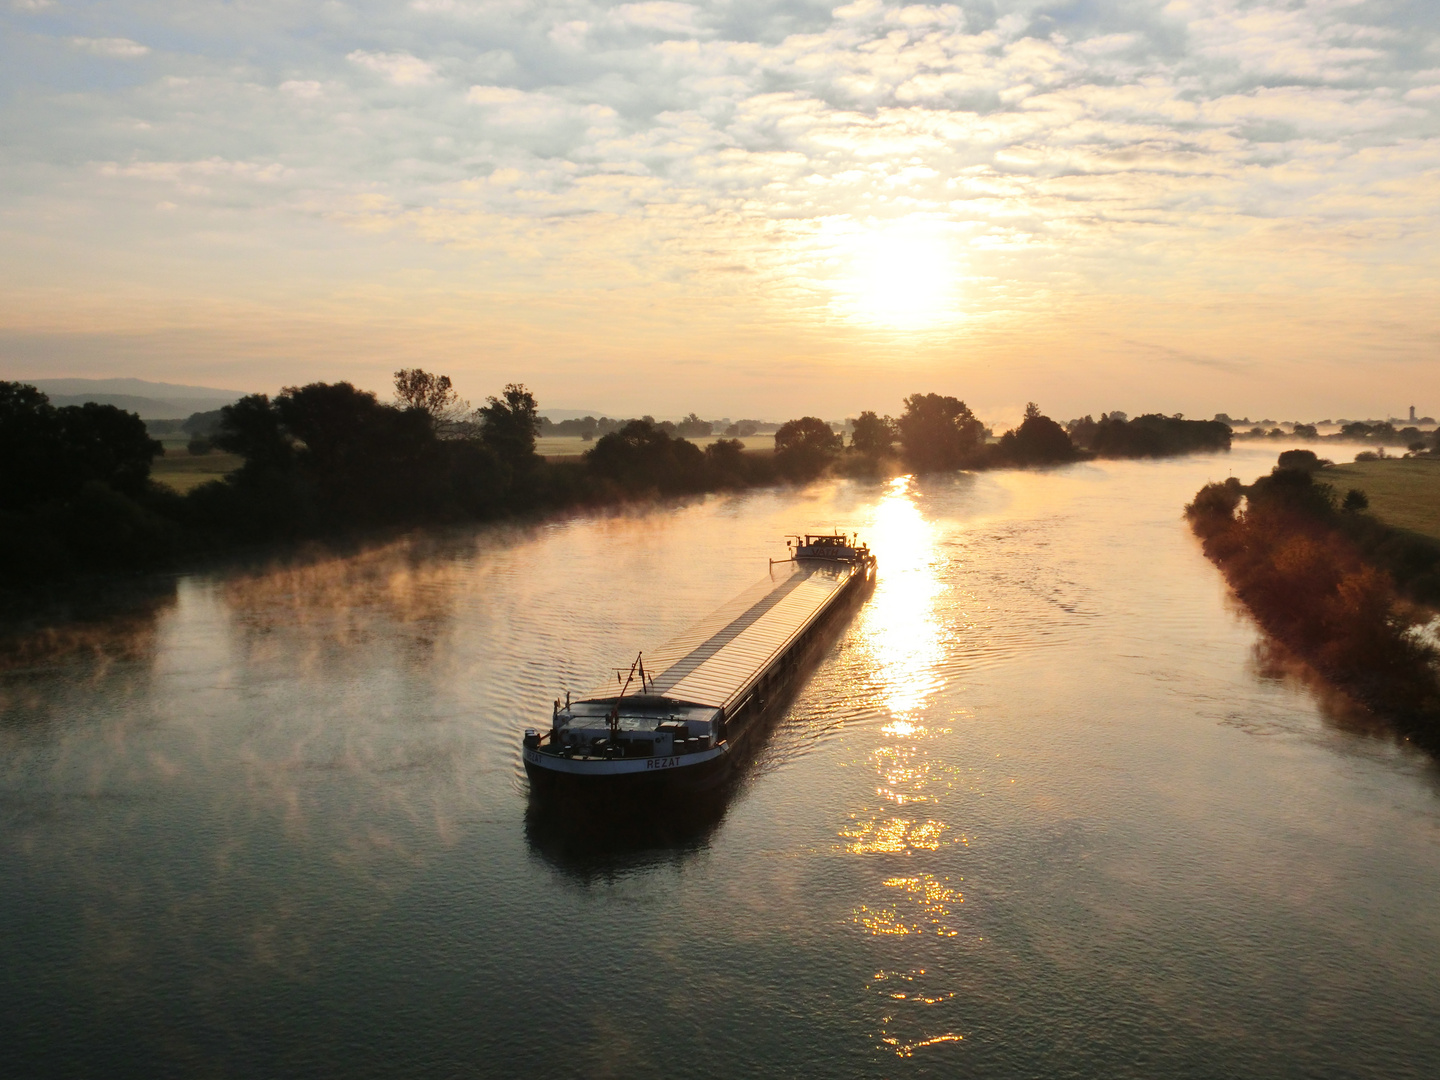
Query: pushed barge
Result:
<box><xmin>523</xmin><ymin>533</ymin><xmax>876</xmax><ymax>794</ymax></box>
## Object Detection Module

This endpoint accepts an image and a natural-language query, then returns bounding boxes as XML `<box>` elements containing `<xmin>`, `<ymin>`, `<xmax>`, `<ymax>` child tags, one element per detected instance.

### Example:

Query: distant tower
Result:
<box><xmin>1411</xmin><ymin>405</ymin><xmax>1417</xmax><ymax>423</ymax></box>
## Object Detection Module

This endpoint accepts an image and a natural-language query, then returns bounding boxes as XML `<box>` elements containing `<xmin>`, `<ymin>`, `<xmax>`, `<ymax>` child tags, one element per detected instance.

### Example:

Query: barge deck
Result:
<box><xmin>523</xmin><ymin>534</ymin><xmax>875</xmax><ymax>794</ymax></box>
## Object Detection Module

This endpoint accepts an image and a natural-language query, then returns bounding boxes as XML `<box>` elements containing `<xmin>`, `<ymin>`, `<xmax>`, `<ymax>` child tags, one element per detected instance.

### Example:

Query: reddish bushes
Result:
<box><xmin>1186</xmin><ymin>471</ymin><xmax>1440</xmax><ymax>744</ymax></box>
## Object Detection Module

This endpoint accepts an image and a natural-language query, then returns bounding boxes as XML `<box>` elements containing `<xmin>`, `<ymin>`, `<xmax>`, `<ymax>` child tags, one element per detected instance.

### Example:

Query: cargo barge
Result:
<box><xmin>523</xmin><ymin>533</ymin><xmax>876</xmax><ymax>794</ymax></box>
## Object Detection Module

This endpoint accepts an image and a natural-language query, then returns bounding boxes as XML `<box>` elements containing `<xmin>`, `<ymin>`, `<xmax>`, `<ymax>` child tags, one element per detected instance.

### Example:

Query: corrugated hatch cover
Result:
<box><xmin>576</xmin><ymin>562</ymin><xmax>855</xmax><ymax>711</ymax></box>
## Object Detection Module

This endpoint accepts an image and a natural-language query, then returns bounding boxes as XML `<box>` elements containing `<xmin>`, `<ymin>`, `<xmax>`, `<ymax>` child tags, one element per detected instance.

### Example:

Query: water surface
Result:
<box><xmin>4</xmin><ymin>446</ymin><xmax>1439</xmax><ymax>1078</ymax></box>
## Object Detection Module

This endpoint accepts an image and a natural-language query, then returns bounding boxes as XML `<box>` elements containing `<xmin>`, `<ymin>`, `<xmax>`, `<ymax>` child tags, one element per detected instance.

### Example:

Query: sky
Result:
<box><xmin>1</xmin><ymin>0</ymin><xmax>1437</xmax><ymax>424</ymax></box>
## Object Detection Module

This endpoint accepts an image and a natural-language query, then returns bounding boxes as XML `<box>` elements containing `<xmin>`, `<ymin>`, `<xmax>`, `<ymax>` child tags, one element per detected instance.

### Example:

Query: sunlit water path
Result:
<box><xmin>4</xmin><ymin>446</ymin><xmax>1439</xmax><ymax>1078</ymax></box>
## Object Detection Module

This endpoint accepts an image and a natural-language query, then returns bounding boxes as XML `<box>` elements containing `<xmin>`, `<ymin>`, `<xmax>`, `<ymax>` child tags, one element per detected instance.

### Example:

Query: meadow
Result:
<box><xmin>532</xmin><ymin>433</ymin><xmax>775</xmax><ymax>462</ymax></box>
<box><xmin>1329</xmin><ymin>458</ymin><xmax>1440</xmax><ymax>541</ymax></box>
<box><xmin>150</xmin><ymin>447</ymin><xmax>244</xmax><ymax>494</ymax></box>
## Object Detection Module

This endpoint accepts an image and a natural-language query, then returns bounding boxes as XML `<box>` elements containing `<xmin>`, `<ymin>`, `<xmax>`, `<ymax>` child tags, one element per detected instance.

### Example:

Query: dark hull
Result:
<box><xmin>523</xmin><ymin>746</ymin><xmax>733</xmax><ymax>796</ymax></box>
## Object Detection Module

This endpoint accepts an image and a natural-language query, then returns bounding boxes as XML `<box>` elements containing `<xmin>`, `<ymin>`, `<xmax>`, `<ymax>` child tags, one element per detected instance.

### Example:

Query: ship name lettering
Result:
<box><xmin>646</xmin><ymin>756</ymin><xmax>679</xmax><ymax>770</ymax></box>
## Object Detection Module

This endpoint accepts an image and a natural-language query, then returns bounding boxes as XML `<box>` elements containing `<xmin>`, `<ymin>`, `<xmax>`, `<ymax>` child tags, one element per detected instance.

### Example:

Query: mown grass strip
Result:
<box><xmin>1326</xmin><ymin>458</ymin><xmax>1440</xmax><ymax>542</ymax></box>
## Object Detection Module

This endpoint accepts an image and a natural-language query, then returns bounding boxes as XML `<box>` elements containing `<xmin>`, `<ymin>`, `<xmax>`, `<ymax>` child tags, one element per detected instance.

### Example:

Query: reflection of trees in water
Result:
<box><xmin>222</xmin><ymin>535</ymin><xmax>465</xmax><ymax>637</ymax></box>
<box><xmin>1249</xmin><ymin>635</ymin><xmax>1440</xmax><ymax>797</ymax></box>
<box><xmin>216</xmin><ymin>529</ymin><xmax>531</xmax><ymax>680</ymax></box>
<box><xmin>1250</xmin><ymin>636</ymin><xmax>1402</xmax><ymax>743</ymax></box>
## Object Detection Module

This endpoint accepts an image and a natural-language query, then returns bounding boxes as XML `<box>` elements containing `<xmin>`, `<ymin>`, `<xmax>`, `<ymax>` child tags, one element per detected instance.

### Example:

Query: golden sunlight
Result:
<box><xmin>863</xmin><ymin>476</ymin><xmax>946</xmax><ymax>722</ymax></box>
<box><xmin>831</xmin><ymin>222</ymin><xmax>962</xmax><ymax>331</ymax></box>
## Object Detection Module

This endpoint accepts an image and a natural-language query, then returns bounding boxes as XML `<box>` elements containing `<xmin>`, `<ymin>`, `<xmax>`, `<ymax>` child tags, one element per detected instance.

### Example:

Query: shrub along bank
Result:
<box><xmin>1186</xmin><ymin>456</ymin><xmax>1440</xmax><ymax>747</ymax></box>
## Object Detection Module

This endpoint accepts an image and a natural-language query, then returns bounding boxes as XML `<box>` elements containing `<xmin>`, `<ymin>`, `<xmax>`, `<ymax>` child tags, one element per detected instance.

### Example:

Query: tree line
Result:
<box><xmin>1226</xmin><ymin>419</ymin><xmax>1438</xmax><ymax>453</ymax></box>
<box><xmin>539</xmin><ymin>413</ymin><xmax>767</xmax><ymax>439</ymax></box>
<box><xmin>0</xmin><ymin>372</ymin><xmax>1232</xmax><ymax>589</ymax></box>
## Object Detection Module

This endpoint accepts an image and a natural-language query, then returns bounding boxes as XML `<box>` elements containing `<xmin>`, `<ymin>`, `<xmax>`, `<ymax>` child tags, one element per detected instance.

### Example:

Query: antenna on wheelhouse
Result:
<box><xmin>609</xmin><ymin>652</ymin><xmax>647</xmax><ymax>736</ymax></box>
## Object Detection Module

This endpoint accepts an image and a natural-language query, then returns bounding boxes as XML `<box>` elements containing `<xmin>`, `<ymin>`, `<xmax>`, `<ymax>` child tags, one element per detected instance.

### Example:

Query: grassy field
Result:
<box><xmin>536</xmin><ymin>433</ymin><xmax>775</xmax><ymax>461</ymax></box>
<box><xmin>150</xmin><ymin>434</ymin><xmax>778</xmax><ymax>489</ymax></box>
<box><xmin>151</xmin><ymin>449</ymin><xmax>244</xmax><ymax>494</ymax></box>
<box><xmin>1327</xmin><ymin>458</ymin><xmax>1440</xmax><ymax>541</ymax></box>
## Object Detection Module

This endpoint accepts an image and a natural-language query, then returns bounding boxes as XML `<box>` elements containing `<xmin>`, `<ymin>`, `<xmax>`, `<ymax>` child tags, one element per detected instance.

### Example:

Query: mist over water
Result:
<box><xmin>4</xmin><ymin>446</ymin><xmax>1440</xmax><ymax>1078</ymax></box>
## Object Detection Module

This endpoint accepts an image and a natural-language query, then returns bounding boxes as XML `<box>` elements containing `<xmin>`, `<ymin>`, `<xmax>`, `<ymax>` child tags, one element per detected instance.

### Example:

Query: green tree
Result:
<box><xmin>774</xmin><ymin>416</ymin><xmax>841</xmax><ymax>479</ymax></box>
<box><xmin>1092</xmin><ymin>414</ymin><xmax>1231</xmax><ymax>458</ymax></box>
<box><xmin>586</xmin><ymin>419</ymin><xmax>703</xmax><ymax>492</ymax></box>
<box><xmin>182</xmin><ymin>409</ymin><xmax>225</xmax><ymax>436</ymax></box>
<box><xmin>848</xmin><ymin>411</ymin><xmax>896</xmax><ymax>458</ymax></box>
<box><xmin>675</xmin><ymin>412</ymin><xmax>712</xmax><ymax>438</ymax></box>
<box><xmin>211</xmin><ymin>383</ymin><xmax>440</xmax><ymax>528</ymax></box>
<box><xmin>394</xmin><ymin>368</ymin><xmax>470</xmax><ymax>432</ymax></box>
<box><xmin>1276</xmin><ymin>449</ymin><xmax>1323</xmax><ymax>473</ymax></box>
<box><xmin>1184</xmin><ymin>477</ymin><xmax>1244</xmax><ymax>520</ymax></box>
<box><xmin>897</xmin><ymin>393</ymin><xmax>985</xmax><ymax>472</ymax></box>
<box><xmin>1066</xmin><ymin>415</ymin><xmax>1099</xmax><ymax>448</ymax></box>
<box><xmin>0</xmin><ymin>383</ymin><xmax>162</xmax><ymax>509</ymax></box>
<box><xmin>214</xmin><ymin>394</ymin><xmax>292</xmax><ymax>469</ymax></box>
<box><xmin>703</xmin><ymin>438</ymin><xmax>748</xmax><ymax>486</ymax></box>
<box><xmin>274</xmin><ymin>382</ymin><xmax>430</xmax><ymax>476</ymax></box>
<box><xmin>1342</xmin><ymin>488</ymin><xmax>1369</xmax><ymax>513</ymax></box>
<box><xmin>479</xmin><ymin>383</ymin><xmax>541</xmax><ymax>470</ymax></box>
<box><xmin>996</xmin><ymin>406</ymin><xmax>1077</xmax><ymax>466</ymax></box>
<box><xmin>57</xmin><ymin>403</ymin><xmax>163</xmax><ymax>497</ymax></box>
<box><xmin>0</xmin><ymin>382</ymin><xmax>173</xmax><ymax>580</ymax></box>
<box><xmin>0</xmin><ymin>381</ymin><xmax>65</xmax><ymax>510</ymax></box>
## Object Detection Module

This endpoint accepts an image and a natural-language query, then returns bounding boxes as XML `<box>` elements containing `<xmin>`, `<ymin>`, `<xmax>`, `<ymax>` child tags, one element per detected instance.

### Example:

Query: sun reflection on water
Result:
<box><xmin>840</xmin><ymin>816</ymin><xmax>951</xmax><ymax>855</ymax></box>
<box><xmin>863</xmin><ymin>476</ymin><xmax>947</xmax><ymax>724</ymax></box>
<box><xmin>866</xmin><ymin>969</ymin><xmax>966</xmax><ymax>1058</ymax></box>
<box><xmin>844</xmin><ymin>476</ymin><xmax>972</xmax><ymax>1058</ymax></box>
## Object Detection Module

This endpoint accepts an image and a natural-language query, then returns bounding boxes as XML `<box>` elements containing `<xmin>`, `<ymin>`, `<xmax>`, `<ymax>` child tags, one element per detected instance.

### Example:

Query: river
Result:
<box><xmin>4</xmin><ymin>445</ymin><xmax>1439</xmax><ymax>1078</ymax></box>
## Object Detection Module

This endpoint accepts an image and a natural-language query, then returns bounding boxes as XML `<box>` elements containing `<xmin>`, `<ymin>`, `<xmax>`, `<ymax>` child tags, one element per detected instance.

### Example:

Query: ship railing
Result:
<box><xmin>541</xmin><ymin>733</ymin><xmax>712</xmax><ymax>760</ymax></box>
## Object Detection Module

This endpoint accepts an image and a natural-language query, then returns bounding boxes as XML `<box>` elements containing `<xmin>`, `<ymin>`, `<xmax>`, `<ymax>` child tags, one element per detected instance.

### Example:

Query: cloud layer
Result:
<box><xmin>1</xmin><ymin>0</ymin><xmax>1437</xmax><ymax>416</ymax></box>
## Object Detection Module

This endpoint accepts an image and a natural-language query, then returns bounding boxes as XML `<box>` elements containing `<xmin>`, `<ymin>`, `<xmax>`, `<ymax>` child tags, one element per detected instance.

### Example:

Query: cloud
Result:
<box><xmin>613</xmin><ymin>3</ymin><xmax>709</xmax><ymax>35</ymax></box>
<box><xmin>99</xmin><ymin>158</ymin><xmax>291</xmax><ymax>187</ymax></box>
<box><xmin>465</xmin><ymin>85</ymin><xmax>568</xmax><ymax>125</ymax></box>
<box><xmin>346</xmin><ymin>50</ymin><xmax>437</xmax><ymax>86</ymax></box>
<box><xmin>69</xmin><ymin>37</ymin><xmax>150</xmax><ymax>58</ymax></box>
<box><xmin>466</xmin><ymin>85</ymin><xmax>528</xmax><ymax>106</ymax></box>
<box><xmin>279</xmin><ymin>80</ymin><xmax>325</xmax><ymax>99</ymax></box>
<box><xmin>6</xmin><ymin>0</ymin><xmax>1440</xmax><ymax>409</ymax></box>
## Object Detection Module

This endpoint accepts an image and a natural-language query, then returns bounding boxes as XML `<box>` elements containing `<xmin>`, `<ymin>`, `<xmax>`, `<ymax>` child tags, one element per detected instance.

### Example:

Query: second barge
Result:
<box><xmin>523</xmin><ymin>532</ymin><xmax>876</xmax><ymax>794</ymax></box>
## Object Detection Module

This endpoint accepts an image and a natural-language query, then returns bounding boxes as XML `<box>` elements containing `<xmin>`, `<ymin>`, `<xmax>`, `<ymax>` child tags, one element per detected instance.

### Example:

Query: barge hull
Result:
<box><xmin>523</xmin><ymin>746</ymin><xmax>732</xmax><ymax>796</ymax></box>
<box><xmin>526</xmin><ymin>541</ymin><xmax>875</xmax><ymax>793</ymax></box>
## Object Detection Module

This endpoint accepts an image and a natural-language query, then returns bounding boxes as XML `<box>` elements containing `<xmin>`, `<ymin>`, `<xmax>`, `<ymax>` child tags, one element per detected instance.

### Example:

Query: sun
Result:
<box><xmin>832</xmin><ymin>222</ymin><xmax>961</xmax><ymax>331</ymax></box>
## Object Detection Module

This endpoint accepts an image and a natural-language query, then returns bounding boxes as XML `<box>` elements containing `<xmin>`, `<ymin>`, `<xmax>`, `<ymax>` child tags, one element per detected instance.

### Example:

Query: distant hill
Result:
<box><xmin>23</xmin><ymin>377</ymin><xmax>247</xmax><ymax>419</ymax></box>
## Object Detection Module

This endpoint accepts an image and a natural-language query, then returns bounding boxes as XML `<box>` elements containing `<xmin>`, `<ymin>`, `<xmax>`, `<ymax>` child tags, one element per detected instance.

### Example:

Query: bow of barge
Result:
<box><xmin>523</xmin><ymin>533</ymin><xmax>875</xmax><ymax>794</ymax></box>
